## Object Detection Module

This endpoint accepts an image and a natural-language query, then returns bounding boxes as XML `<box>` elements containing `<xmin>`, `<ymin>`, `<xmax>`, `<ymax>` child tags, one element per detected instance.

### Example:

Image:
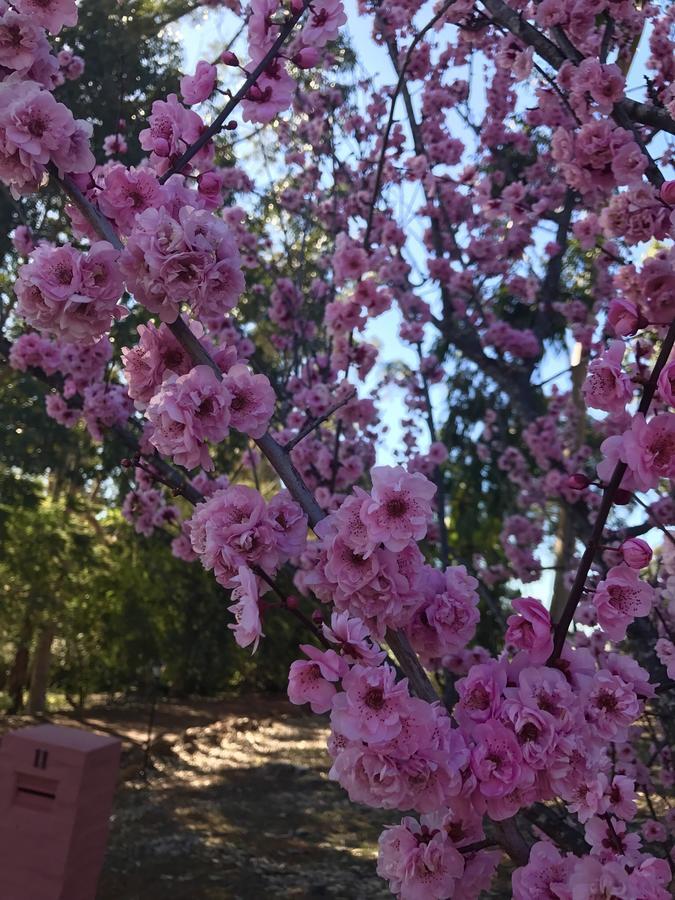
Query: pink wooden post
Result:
<box><xmin>0</xmin><ymin>723</ymin><xmax>121</xmax><ymax>900</ymax></box>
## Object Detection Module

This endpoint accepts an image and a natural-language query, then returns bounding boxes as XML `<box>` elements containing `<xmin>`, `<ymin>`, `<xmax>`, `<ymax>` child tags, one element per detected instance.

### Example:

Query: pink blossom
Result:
<box><xmin>640</xmin><ymin>251</ymin><xmax>675</xmax><ymax>324</ymax></box>
<box><xmin>501</xmin><ymin>700</ymin><xmax>556</xmax><ymax>770</ymax></box>
<box><xmin>585</xmin><ymin>670</ymin><xmax>640</xmax><ymax>740</ymax></box>
<box><xmin>267</xmin><ymin>490</ymin><xmax>307</xmax><ymax>560</ymax></box>
<box><xmin>470</xmin><ymin>719</ymin><xmax>523</xmax><ymax>799</ymax></box>
<box><xmin>146</xmin><ymin>364</ymin><xmax>232</xmax><ymax>471</ymax></box>
<box><xmin>248</xmin><ymin>0</ymin><xmax>280</xmax><ymax>55</ymax></box>
<box><xmin>641</xmin><ymin>819</ymin><xmax>667</xmax><ymax>842</ymax></box>
<box><xmin>227</xmin><ymin>565</ymin><xmax>264</xmax><ymax>651</ymax></box>
<box><xmin>562</xmin><ymin>771</ymin><xmax>609</xmax><ymax>824</ymax></box>
<box><xmin>0</xmin><ymin>10</ymin><xmax>42</xmax><ymax>70</ymax></box>
<box><xmin>360</xmin><ymin>466</ymin><xmax>435</xmax><ymax>554</ymax></box>
<box><xmin>139</xmin><ymin>93</ymin><xmax>202</xmax><ymax>162</ymax></box>
<box><xmin>454</xmin><ymin>661</ymin><xmax>507</xmax><ymax>727</ymax></box>
<box><xmin>287</xmin><ymin>644</ymin><xmax>345</xmax><ymax>713</ymax></box>
<box><xmin>102</xmin><ymin>133</ymin><xmax>128</xmax><ymax>157</ymax></box>
<box><xmin>188</xmin><ymin>484</ymin><xmax>278</xmax><ymax>587</ymax></box>
<box><xmin>180</xmin><ymin>60</ymin><xmax>217</xmax><ymax>106</ymax></box>
<box><xmin>120</xmin><ymin>205</ymin><xmax>244</xmax><ymax>322</ymax></box>
<box><xmin>607</xmin><ymin>298</ymin><xmax>640</xmax><ymax>337</ymax></box>
<box><xmin>657</xmin><ymin>359</ymin><xmax>675</xmax><ymax>405</ymax></box>
<box><xmin>8</xmin><ymin>331</ymin><xmax>59</xmax><ymax>375</ymax></box>
<box><xmin>222</xmin><ymin>363</ymin><xmax>275</xmax><ymax>438</ymax></box>
<box><xmin>407</xmin><ymin>566</ymin><xmax>480</xmax><ymax>665</ymax></box>
<box><xmin>82</xmin><ymin>382</ymin><xmax>133</xmax><ymax>441</ymax></box>
<box><xmin>505</xmin><ymin>597</ymin><xmax>553</xmax><ymax>664</ymax></box>
<box><xmin>45</xmin><ymin>391</ymin><xmax>80</xmax><ymax>427</ymax></box>
<box><xmin>599</xmin><ymin>413</ymin><xmax>675</xmax><ymax>492</ymax></box>
<box><xmin>330</xmin><ymin>664</ymin><xmax>411</xmax><ymax>743</ymax></box>
<box><xmin>396</xmin><ymin>830</ymin><xmax>463</xmax><ymax>900</ymax></box>
<box><xmin>585</xmin><ymin>815</ymin><xmax>642</xmax><ymax>865</ymax></box>
<box><xmin>15</xmin><ymin>241</ymin><xmax>124</xmax><ymax>342</ymax></box>
<box><xmin>0</xmin><ymin>80</ymin><xmax>93</xmax><ymax>195</ymax></box>
<box><xmin>322</xmin><ymin>611</ymin><xmax>386</xmax><ymax>666</ymax></box>
<box><xmin>241</xmin><ymin>58</ymin><xmax>295</xmax><ymax>124</ymax></box>
<box><xmin>511</xmin><ymin>841</ymin><xmax>573</xmax><ymax>900</ymax></box>
<box><xmin>12</xmin><ymin>224</ymin><xmax>34</xmax><ymax>256</ymax></box>
<box><xmin>121</xmin><ymin>321</ymin><xmax>193</xmax><ymax>409</ymax></box>
<box><xmin>98</xmin><ymin>165</ymin><xmax>163</xmax><ymax>235</ymax></box>
<box><xmin>623</xmin><ymin>413</ymin><xmax>675</xmax><ymax>488</ymax></box>
<box><xmin>301</xmin><ymin>1</ymin><xmax>347</xmax><ymax>48</ymax></box>
<box><xmin>655</xmin><ymin>638</ymin><xmax>675</xmax><ymax>679</ymax></box>
<box><xmin>581</xmin><ymin>341</ymin><xmax>633</xmax><ymax>412</ymax></box>
<box><xmin>606</xmin><ymin>775</ymin><xmax>637</xmax><ymax>820</ymax></box>
<box><xmin>568</xmin><ymin>857</ymin><xmax>631</xmax><ymax>900</ymax></box>
<box><xmin>332</xmin><ymin>233</ymin><xmax>369</xmax><ymax>284</ymax></box>
<box><xmin>13</xmin><ymin>0</ymin><xmax>77</xmax><ymax>35</ymax></box>
<box><xmin>516</xmin><ymin>666</ymin><xmax>574</xmax><ymax>727</ymax></box>
<box><xmin>593</xmin><ymin>565</ymin><xmax>655</xmax><ymax>641</ymax></box>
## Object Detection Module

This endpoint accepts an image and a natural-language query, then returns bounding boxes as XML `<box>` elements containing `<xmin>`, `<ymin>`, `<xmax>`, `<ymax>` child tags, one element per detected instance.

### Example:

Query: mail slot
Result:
<box><xmin>0</xmin><ymin>723</ymin><xmax>121</xmax><ymax>900</ymax></box>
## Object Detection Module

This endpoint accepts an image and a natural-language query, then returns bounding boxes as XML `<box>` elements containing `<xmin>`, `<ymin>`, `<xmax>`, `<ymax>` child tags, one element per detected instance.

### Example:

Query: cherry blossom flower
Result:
<box><xmin>581</xmin><ymin>341</ymin><xmax>633</xmax><ymax>413</ymax></box>
<box><xmin>330</xmin><ymin>664</ymin><xmax>411</xmax><ymax>744</ymax></box>
<box><xmin>13</xmin><ymin>0</ymin><xmax>77</xmax><ymax>35</ymax></box>
<box><xmin>287</xmin><ymin>644</ymin><xmax>346</xmax><ymax>713</ymax></box>
<box><xmin>505</xmin><ymin>597</ymin><xmax>553</xmax><ymax>663</ymax></box>
<box><xmin>228</xmin><ymin>565</ymin><xmax>264</xmax><ymax>651</ymax></box>
<box><xmin>180</xmin><ymin>60</ymin><xmax>217</xmax><ymax>106</ymax></box>
<box><xmin>360</xmin><ymin>466</ymin><xmax>436</xmax><ymax>554</ymax></box>
<box><xmin>146</xmin><ymin>364</ymin><xmax>232</xmax><ymax>471</ymax></box>
<box><xmin>593</xmin><ymin>564</ymin><xmax>655</xmax><ymax>641</ymax></box>
<box><xmin>222</xmin><ymin>363</ymin><xmax>275</xmax><ymax>438</ymax></box>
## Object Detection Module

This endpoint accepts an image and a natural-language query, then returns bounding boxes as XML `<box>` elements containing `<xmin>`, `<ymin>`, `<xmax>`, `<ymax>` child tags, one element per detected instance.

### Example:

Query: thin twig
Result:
<box><xmin>550</xmin><ymin>319</ymin><xmax>675</xmax><ymax>661</ymax></box>
<box><xmin>283</xmin><ymin>390</ymin><xmax>357</xmax><ymax>452</ymax></box>
<box><xmin>159</xmin><ymin>1</ymin><xmax>312</xmax><ymax>183</ymax></box>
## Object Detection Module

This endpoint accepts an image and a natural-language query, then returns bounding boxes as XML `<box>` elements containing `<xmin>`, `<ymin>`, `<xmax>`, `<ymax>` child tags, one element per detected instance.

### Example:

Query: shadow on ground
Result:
<box><xmin>1</xmin><ymin>696</ymin><xmax>390</xmax><ymax>899</ymax></box>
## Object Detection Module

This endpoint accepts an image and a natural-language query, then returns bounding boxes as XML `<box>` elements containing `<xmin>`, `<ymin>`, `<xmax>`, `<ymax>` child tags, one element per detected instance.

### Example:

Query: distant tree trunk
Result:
<box><xmin>7</xmin><ymin>620</ymin><xmax>33</xmax><ymax>715</ymax></box>
<box><xmin>550</xmin><ymin>345</ymin><xmax>588</xmax><ymax>623</ymax></box>
<box><xmin>27</xmin><ymin>623</ymin><xmax>56</xmax><ymax>716</ymax></box>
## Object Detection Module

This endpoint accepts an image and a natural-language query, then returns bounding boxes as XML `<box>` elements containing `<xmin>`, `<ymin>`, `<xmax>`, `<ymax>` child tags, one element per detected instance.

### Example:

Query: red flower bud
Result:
<box><xmin>285</xmin><ymin>595</ymin><xmax>299</xmax><ymax>610</ymax></box>
<box><xmin>293</xmin><ymin>48</ymin><xmax>320</xmax><ymax>69</ymax></box>
<box><xmin>660</xmin><ymin>180</ymin><xmax>675</xmax><ymax>205</ymax></box>
<box><xmin>614</xmin><ymin>489</ymin><xmax>633</xmax><ymax>506</ymax></box>
<box><xmin>567</xmin><ymin>473</ymin><xmax>591</xmax><ymax>490</ymax></box>
<box><xmin>220</xmin><ymin>50</ymin><xmax>239</xmax><ymax>66</ymax></box>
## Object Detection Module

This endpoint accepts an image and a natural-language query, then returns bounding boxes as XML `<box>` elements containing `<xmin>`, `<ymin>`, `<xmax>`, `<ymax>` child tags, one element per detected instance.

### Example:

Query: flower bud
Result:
<box><xmin>293</xmin><ymin>48</ymin><xmax>320</xmax><ymax>69</ymax></box>
<box><xmin>614</xmin><ymin>488</ymin><xmax>633</xmax><ymax>506</ymax></box>
<box><xmin>567</xmin><ymin>473</ymin><xmax>591</xmax><ymax>490</ymax></box>
<box><xmin>620</xmin><ymin>538</ymin><xmax>652</xmax><ymax>569</ymax></box>
<box><xmin>660</xmin><ymin>180</ymin><xmax>675</xmax><ymax>205</ymax></box>
<box><xmin>285</xmin><ymin>595</ymin><xmax>299</xmax><ymax>610</ymax></box>
<box><xmin>220</xmin><ymin>50</ymin><xmax>239</xmax><ymax>66</ymax></box>
<box><xmin>290</xmin><ymin>0</ymin><xmax>305</xmax><ymax>12</ymax></box>
<box><xmin>311</xmin><ymin>609</ymin><xmax>324</xmax><ymax>625</ymax></box>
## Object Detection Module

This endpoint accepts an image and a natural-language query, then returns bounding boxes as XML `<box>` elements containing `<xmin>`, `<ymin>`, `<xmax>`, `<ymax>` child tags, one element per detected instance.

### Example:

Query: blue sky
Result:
<box><xmin>167</xmin><ymin>3</ymin><xmax>665</xmax><ymax>605</ymax></box>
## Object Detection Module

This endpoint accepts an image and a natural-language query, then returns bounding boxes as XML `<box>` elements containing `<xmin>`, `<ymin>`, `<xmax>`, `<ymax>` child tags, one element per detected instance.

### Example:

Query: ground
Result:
<box><xmin>1</xmin><ymin>696</ymin><xmax>391</xmax><ymax>899</ymax></box>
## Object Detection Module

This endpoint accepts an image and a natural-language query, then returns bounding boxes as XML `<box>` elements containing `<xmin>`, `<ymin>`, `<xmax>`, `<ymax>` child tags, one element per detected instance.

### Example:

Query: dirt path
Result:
<box><xmin>2</xmin><ymin>697</ymin><xmax>391</xmax><ymax>899</ymax></box>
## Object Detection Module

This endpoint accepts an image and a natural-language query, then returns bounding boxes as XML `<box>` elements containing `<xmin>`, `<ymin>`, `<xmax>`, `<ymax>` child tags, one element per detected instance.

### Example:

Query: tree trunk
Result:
<box><xmin>7</xmin><ymin>619</ymin><xmax>33</xmax><ymax>715</ymax></box>
<box><xmin>27</xmin><ymin>623</ymin><xmax>56</xmax><ymax>716</ymax></box>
